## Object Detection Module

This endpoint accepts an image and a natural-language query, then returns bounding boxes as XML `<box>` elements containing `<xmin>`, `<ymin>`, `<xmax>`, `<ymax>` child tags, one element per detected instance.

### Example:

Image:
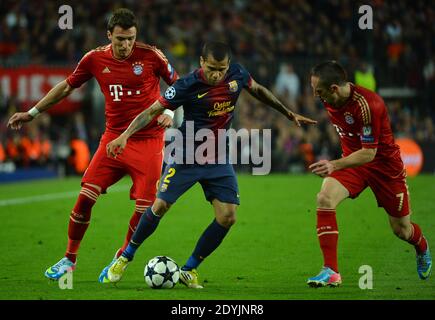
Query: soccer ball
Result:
<box><xmin>144</xmin><ymin>256</ymin><xmax>180</xmax><ymax>289</ymax></box>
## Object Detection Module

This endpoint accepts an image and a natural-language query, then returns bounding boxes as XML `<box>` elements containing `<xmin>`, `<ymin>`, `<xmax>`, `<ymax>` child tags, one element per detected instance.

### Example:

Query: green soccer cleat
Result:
<box><xmin>107</xmin><ymin>256</ymin><xmax>130</xmax><ymax>283</ymax></box>
<box><xmin>179</xmin><ymin>269</ymin><xmax>204</xmax><ymax>289</ymax></box>
<box><xmin>417</xmin><ymin>240</ymin><xmax>432</xmax><ymax>280</ymax></box>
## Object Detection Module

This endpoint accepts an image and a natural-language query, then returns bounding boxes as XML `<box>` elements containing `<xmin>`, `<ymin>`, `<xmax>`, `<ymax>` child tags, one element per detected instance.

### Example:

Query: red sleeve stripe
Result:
<box><xmin>354</xmin><ymin>92</ymin><xmax>371</xmax><ymax>125</ymax></box>
<box><xmin>81</xmin><ymin>50</ymin><xmax>95</xmax><ymax>59</ymax></box>
<box><xmin>137</xmin><ymin>43</ymin><xmax>169</xmax><ymax>63</ymax></box>
<box><xmin>94</xmin><ymin>45</ymin><xmax>110</xmax><ymax>52</ymax></box>
<box><xmin>152</xmin><ymin>47</ymin><xmax>169</xmax><ymax>63</ymax></box>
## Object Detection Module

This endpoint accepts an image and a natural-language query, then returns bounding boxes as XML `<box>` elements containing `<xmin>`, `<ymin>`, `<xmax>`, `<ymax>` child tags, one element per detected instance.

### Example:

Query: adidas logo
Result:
<box><xmin>102</xmin><ymin>67</ymin><xmax>111</xmax><ymax>73</ymax></box>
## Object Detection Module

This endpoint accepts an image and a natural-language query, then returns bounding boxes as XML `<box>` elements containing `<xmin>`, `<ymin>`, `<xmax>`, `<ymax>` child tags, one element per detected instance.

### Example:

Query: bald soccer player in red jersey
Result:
<box><xmin>306</xmin><ymin>61</ymin><xmax>431</xmax><ymax>287</ymax></box>
<box><xmin>7</xmin><ymin>8</ymin><xmax>178</xmax><ymax>282</ymax></box>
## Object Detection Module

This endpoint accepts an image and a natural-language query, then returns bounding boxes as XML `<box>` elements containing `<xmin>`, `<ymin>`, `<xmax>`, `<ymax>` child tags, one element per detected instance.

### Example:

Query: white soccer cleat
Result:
<box><xmin>45</xmin><ymin>257</ymin><xmax>75</xmax><ymax>280</ymax></box>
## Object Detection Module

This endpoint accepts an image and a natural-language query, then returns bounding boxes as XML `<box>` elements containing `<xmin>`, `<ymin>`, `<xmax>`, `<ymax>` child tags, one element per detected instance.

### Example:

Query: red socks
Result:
<box><xmin>317</xmin><ymin>208</ymin><xmax>339</xmax><ymax>272</ymax></box>
<box><xmin>408</xmin><ymin>222</ymin><xmax>428</xmax><ymax>254</ymax></box>
<box><xmin>315</xmin><ymin>208</ymin><xmax>428</xmax><ymax>274</ymax></box>
<box><xmin>65</xmin><ymin>185</ymin><xmax>100</xmax><ymax>263</ymax></box>
<box><xmin>66</xmin><ymin>193</ymin><xmax>150</xmax><ymax>262</ymax></box>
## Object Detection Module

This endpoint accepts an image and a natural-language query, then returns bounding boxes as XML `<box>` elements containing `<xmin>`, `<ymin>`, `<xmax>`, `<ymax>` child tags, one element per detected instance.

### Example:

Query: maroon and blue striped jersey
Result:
<box><xmin>158</xmin><ymin>63</ymin><xmax>252</xmax><ymax>163</ymax></box>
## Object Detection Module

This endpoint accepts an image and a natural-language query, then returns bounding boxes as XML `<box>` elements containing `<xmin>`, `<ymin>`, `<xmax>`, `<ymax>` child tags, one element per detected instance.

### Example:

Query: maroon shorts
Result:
<box><xmin>329</xmin><ymin>155</ymin><xmax>411</xmax><ymax>217</ymax></box>
<box><xmin>82</xmin><ymin>131</ymin><xmax>164</xmax><ymax>201</ymax></box>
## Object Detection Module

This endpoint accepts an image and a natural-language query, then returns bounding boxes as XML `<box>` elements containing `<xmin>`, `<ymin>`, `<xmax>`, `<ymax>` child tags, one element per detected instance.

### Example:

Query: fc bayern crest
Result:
<box><xmin>132</xmin><ymin>62</ymin><xmax>144</xmax><ymax>76</ymax></box>
<box><xmin>344</xmin><ymin>112</ymin><xmax>354</xmax><ymax>124</ymax></box>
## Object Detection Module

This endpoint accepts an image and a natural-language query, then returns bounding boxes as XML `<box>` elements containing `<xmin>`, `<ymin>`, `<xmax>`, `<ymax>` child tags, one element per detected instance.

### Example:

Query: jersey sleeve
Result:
<box><xmin>359</xmin><ymin>96</ymin><xmax>384</xmax><ymax>149</ymax></box>
<box><xmin>236</xmin><ymin>63</ymin><xmax>253</xmax><ymax>88</ymax></box>
<box><xmin>66</xmin><ymin>51</ymin><xmax>94</xmax><ymax>88</ymax></box>
<box><xmin>158</xmin><ymin>79</ymin><xmax>187</xmax><ymax>111</ymax></box>
<box><xmin>152</xmin><ymin>48</ymin><xmax>178</xmax><ymax>85</ymax></box>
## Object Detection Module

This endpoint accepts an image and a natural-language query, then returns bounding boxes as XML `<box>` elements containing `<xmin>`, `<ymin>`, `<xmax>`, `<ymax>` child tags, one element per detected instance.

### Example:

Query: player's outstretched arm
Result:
<box><xmin>106</xmin><ymin>100</ymin><xmax>165</xmax><ymax>158</ymax></box>
<box><xmin>309</xmin><ymin>147</ymin><xmax>377</xmax><ymax>177</ymax></box>
<box><xmin>246</xmin><ymin>79</ymin><xmax>317</xmax><ymax>126</ymax></box>
<box><xmin>7</xmin><ymin>80</ymin><xmax>74</xmax><ymax>130</ymax></box>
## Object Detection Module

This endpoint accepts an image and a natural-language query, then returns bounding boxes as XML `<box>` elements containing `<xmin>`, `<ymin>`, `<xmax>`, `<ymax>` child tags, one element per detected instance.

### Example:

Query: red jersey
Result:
<box><xmin>324</xmin><ymin>84</ymin><xmax>401</xmax><ymax>165</ymax></box>
<box><xmin>66</xmin><ymin>42</ymin><xmax>178</xmax><ymax>139</ymax></box>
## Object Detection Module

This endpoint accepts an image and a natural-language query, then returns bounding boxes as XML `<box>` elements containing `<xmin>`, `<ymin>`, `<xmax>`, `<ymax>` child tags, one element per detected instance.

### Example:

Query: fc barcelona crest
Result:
<box><xmin>132</xmin><ymin>62</ymin><xmax>144</xmax><ymax>76</ymax></box>
<box><xmin>228</xmin><ymin>80</ymin><xmax>238</xmax><ymax>92</ymax></box>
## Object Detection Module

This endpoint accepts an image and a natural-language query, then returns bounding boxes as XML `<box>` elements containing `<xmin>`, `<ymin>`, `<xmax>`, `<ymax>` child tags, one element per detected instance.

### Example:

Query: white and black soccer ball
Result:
<box><xmin>144</xmin><ymin>256</ymin><xmax>180</xmax><ymax>289</ymax></box>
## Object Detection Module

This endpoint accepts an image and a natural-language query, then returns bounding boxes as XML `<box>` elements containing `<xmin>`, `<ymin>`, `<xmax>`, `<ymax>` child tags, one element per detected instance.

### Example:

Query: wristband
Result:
<box><xmin>163</xmin><ymin>109</ymin><xmax>174</xmax><ymax>118</ymax></box>
<box><xmin>28</xmin><ymin>107</ymin><xmax>41</xmax><ymax>119</ymax></box>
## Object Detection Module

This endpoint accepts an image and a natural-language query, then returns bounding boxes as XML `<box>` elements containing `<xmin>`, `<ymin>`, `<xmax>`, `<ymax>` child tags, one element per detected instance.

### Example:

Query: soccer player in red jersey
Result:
<box><xmin>7</xmin><ymin>8</ymin><xmax>178</xmax><ymax>282</ymax></box>
<box><xmin>307</xmin><ymin>61</ymin><xmax>432</xmax><ymax>287</ymax></box>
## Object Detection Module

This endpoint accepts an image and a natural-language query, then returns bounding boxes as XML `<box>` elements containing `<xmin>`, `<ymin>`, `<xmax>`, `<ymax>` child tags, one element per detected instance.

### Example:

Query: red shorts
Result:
<box><xmin>82</xmin><ymin>131</ymin><xmax>164</xmax><ymax>201</ymax></box>
<box><xmin>329</xmin><ymin>155</ymin><xmax>411</xmax><ymax>217</ymax></box>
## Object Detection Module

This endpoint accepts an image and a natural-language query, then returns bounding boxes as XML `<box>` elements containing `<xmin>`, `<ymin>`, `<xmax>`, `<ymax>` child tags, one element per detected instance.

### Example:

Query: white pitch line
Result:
<box><xmin>0</xmin><ymin>185</ymin><xmax>130</xmax><ymax>207</ymax></box>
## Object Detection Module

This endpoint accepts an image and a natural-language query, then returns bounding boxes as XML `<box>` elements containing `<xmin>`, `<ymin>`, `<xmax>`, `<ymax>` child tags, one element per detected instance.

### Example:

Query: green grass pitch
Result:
<box><xmin>0</xmin><ymin>174</ymin><xmax>434</xmax><ymax>300</ymax></box>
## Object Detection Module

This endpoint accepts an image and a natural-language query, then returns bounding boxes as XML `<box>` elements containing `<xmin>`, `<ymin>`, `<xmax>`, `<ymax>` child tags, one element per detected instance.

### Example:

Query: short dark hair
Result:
<box><xmin>201</xmin><ymin>41</ymin><xmax>232</xmax><ymax>62</ymax></box>
<box><xmin>311</xmin><ymin>61</ymin><xmax>347</xmax><ymax>88</ymax></box>
<box><xmin>107</xmin><ymin>8</ymin><xmax>138</xmax><ymax>33</ymax></box>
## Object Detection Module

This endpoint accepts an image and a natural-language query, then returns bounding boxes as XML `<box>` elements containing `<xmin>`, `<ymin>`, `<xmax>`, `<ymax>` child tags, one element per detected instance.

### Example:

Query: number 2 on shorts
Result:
<box><xmin>163</xmin><ymin>168</ymin><xmax>176</xmax><ymax>184</ymax></box>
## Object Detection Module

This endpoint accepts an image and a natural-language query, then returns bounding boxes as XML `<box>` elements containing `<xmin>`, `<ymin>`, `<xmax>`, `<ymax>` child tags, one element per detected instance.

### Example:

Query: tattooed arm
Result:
<box><xmin>246</xmin><ymin>79</ymin><xmax>316</xmax><ymax>126</ymax></box>
<box><xmin>106</xmin><ymin>100</ymin><xmax>165</xmax><ymax>158</ymax></box>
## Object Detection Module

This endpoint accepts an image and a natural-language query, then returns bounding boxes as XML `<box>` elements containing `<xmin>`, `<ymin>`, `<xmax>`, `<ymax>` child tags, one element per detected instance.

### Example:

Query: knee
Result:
<box><xmin>392</xmin><ymin>223</ymin><xmax>412</xmax><ymax>240</ymax></box>
<box><xmin>152</xmin><ymin>199</ymin><xmax>171</xmax><ymax>217</ymax></box>
<box><xmin>316</xmin><ymin>191</ymin><xmax>335</xmax><ymax>209</ymax></box>
<box><xmin>216</xmin><ymin>209</ymin><xmax>237</xmax><ymax>228</ymax></box>
<box><xmin>75</xmin><ymin>184</ymin><xmax>101</xmax><ymax>210</ymax></box>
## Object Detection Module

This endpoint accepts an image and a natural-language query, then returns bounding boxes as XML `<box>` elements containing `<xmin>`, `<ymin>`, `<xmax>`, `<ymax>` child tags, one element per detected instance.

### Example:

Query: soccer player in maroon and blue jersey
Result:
<box><xmin>7</xmin><ymin>8</ymin><xmax>178</xmax><ymax>282</ymax></box>
<box><xmin>307</xmin><ymin>61</ymin><xmax>431</xmax><ymax>287</ymax></box>
<box><xmin>104</xmin><ymin>41</ymin><xmax>317</xmax><ymax>287</ymax></box>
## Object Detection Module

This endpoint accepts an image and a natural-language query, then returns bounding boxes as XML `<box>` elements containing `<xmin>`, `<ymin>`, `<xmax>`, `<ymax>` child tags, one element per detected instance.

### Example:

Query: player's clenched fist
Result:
<box><xmin>7</xmin><ymin>112</ymin><xmax>34</xmax><ymax>130</ymax></box>
<box><xmin>157</xmin><ymin>114</ymin><xmax>173</xmax><ymax>128</ymax></box>
<box><xmin>106</xmin><ymin>135</ymin><xmax>128</xmax><ymax>158</ymax></box>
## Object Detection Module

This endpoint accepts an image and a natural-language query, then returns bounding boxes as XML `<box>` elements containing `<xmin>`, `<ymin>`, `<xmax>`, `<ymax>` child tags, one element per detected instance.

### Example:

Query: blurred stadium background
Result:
<box><xmin>0</xmin><ymin>0</ymin><xmax>434</xmax><ymax>182</ymax></box>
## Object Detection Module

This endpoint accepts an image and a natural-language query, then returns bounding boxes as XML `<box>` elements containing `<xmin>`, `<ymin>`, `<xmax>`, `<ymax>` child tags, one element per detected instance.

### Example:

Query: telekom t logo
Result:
<box><xmin>109</xmin><ymin>84</ymin><xmax>123</xmax><ymax>101</ymax></box>
<box><xmin>109</xmin><ymin>84</ymin><xmax>141</xmax><ymax>101</ymax></box>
